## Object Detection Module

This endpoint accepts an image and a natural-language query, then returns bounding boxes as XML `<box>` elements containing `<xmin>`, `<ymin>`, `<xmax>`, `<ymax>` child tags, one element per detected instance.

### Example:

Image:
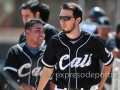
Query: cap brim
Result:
<box><xmin>97</xmin><ymin>25</ymin><xmax>110</xmax><ymax>28</ymax></box>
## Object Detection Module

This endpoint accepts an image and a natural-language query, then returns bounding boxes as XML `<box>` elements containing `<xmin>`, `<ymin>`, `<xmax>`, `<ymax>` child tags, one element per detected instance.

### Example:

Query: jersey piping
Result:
<box><xmin>4</xmin><ymin>44</ymin><xmax>43</xmax><ymax>89</ymax></box>
<box><xmin>104</xmin><ymin>52</ymin><xmax>113</xmax><ymax>65</ymax></box>
<box><xmin>58</xmin><ymin>31</ymin><xmax>91</xmax><ymax>89</ymax></box>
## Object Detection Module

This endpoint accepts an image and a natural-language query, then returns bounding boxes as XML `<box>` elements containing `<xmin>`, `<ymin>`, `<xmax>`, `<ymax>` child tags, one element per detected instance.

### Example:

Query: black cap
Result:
<box><xmin>97</xmin><ymin>16</ymin><xmax>111</xmax><ymax>28</ymax></box>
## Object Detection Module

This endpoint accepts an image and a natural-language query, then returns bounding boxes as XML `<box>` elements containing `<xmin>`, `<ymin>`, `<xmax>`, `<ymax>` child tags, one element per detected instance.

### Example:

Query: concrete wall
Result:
<box><xmin>0</xmin><ymin>28</ymin><xmax>23</xmax><ymax>60</ymax></box>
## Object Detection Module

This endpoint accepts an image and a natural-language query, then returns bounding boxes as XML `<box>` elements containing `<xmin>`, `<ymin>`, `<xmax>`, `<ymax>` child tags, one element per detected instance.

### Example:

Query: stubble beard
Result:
<box><xmin>62</xmin><ymin>23</ymin><xmax>75</xmax><ymax>34</ymax></box>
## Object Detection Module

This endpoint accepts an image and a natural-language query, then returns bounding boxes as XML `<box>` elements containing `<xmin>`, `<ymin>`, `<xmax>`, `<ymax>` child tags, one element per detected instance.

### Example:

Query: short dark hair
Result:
<box><xmin>61</xmin><ymin>2</ymin><xmax>82</xmax><ymax>23</ymax></box>
<box><xmin>116</xmin><ymin>22</ymin><xmax>120</xmax><ymax>34</ymax></box>
<box><xmin>20</xmin><ymin>0</ymin><xmax>50</xmax><ymax>22</ymax></box>
<box><xmin>25</xmin><ymin>18</ymin><xmax>45</xmax><ymax>30</ymax></box>
<box><xmin>39</xmin><ymin>3</ymin><xmax>50</xmax><ymax>23</ymax></box>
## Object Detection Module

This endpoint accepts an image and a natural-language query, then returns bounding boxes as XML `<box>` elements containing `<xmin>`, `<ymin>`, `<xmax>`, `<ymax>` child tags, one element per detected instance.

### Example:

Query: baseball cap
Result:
<box><xmin>97</xmin><ymin>16</ymin><xmax>111</xmax><ymax>28</ymax></box>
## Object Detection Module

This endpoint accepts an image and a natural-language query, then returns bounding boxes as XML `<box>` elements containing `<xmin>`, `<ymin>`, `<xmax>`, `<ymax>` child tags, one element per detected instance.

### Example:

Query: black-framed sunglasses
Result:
<box><xmin>58</xmin><ymin>16</ymin><xmax>75</xmax><ymax>21</ymax></box>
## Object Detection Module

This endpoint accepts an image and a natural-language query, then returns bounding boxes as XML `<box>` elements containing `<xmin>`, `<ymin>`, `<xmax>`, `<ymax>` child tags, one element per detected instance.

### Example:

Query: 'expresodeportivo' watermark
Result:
<box><xmin>47</xmin><ymin>71</ymin><xmax>120</xmax><ymax>79</ymax></box>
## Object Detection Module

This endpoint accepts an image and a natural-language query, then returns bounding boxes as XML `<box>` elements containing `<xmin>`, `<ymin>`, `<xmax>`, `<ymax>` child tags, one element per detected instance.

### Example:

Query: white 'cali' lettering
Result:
<box><xmin>18</xmin><ymin>63</ymin><xmax>42</xmax><ymax>77</ymax></box>
<box><xmin>59</xmin><ymin>54</ymin><xmax>92</xmax><ymax>70</ymax></box>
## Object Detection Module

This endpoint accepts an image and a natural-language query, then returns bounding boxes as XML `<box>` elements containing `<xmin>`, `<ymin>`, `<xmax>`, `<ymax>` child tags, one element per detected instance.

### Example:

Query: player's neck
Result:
<box><xmin>26</xmin><ymin>41</ymin><xmax>39</xmax><ymax>48</ymax></box>
<box><xmin>66</xmin><ymin>28</ymin><xmax>81</xmax><ymax>40</ymax></box>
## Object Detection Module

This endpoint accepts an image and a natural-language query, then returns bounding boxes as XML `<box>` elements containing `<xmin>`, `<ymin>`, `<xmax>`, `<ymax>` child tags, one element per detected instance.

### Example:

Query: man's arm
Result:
<box><xmin>20</xmin><ymin>83</ymin><xmax>35</xmax><ymax>90</ymax></box>
<box><xmin>111</xmin><ymin>48</ymin><xmax>120</xmax><ymax>58</ymax></box>
<box><xmin>4</xmin><ymin>46</ymin><xmax>20</xmax><ymax>89</ymax></box>
<box><xmin>38</xmin><ymin>67</ymin><xmax>54</xmax><ymax>90</ymax></box>
<box><xmin>49</xmin><ymin>81</ymin><xmax>55</xmax><ymax>90</ymax></box>
<box><xmin>97</xmin><ymin>62</ymin><xmax>113</xmax><ymax>90</ymax></box>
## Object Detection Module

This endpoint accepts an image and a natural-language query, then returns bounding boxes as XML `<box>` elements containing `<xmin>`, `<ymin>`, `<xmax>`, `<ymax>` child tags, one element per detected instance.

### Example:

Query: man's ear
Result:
<box><xmin>35</xmin><ymin>12</ymin><xmax>40</xmax><ymax>19</ymax></box>
<box><xmin>76</xmin><ymin>17</ymin><xmax>81</xmax><ymax>24</ymax></box>
<box><xmin>25</xmin><ymin>30</ymin><xmax>30</xmax><ymax>35</ymax></box>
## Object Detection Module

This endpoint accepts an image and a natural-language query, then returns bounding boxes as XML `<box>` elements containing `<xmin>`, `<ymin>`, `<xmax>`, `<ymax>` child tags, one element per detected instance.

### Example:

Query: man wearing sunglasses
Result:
<box><xmin>38</xmin><ymin>2</ymin><xmax>113</xmax><ymax>90</ymax></box>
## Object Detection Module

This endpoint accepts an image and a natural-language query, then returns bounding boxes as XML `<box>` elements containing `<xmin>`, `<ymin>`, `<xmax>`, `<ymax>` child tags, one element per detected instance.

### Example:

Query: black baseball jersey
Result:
<box><xmin>4</xmin><ymin>43</ymin><xmax>49</xmax><ymax>90</ymax></box>
<box><xmin>42</xmin><ymin>30</ymin><xmax>114</xmax><ymax>89</ymax></box>
<box><xmin>19</xmin><ymin>23</ymin><xmax>58</xmax><ymax>44</ymax></box>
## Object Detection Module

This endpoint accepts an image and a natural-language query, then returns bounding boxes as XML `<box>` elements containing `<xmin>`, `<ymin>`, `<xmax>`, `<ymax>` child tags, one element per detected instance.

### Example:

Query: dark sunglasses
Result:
<box><xmin>58</xmin><ymin>16</ymin><xmax>75</xmax><ymax>21</ymax></box>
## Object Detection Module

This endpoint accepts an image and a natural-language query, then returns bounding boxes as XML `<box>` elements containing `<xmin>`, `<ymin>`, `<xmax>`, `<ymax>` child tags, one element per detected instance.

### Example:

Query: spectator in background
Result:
<box><xmin>4</xmin><ymin>19</ymin><xmax>48</xmax><ymax>90</ymax></box>
<box><xmin>79</xmin><ymin>6</ymin><xmax>106</xmax><ymax>34</ymax></box>
<box><xmin>97</xmin><ymin>16</ymin><xmax>111</xmax><ymax>43</ymax></box>
<box><xmin>19</xmin><ymin>0</ymin><xmax>58</xmax><ymax>45</ymax></box>
<box><xmin>106</xmin><ymin>22</ymin><xmax>120</xmax><ymax>58</ymax></box>
<box><xmin>104</xmin><ymin>22</ymin><xmax>120</xmax><ymax>90</ymax></box>
<box><xmin>94</xmin><ymin>16</ymin><xmax>112</xmax><ymax>90</ymax></box>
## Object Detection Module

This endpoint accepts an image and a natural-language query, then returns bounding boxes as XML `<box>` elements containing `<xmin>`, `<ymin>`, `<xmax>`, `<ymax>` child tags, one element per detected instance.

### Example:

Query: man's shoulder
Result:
<box><xmin>19</xmin><ymin>31</ymin><xmax>26</xmax><ymax>43</ymax></box>
<box><xmin>82</xmin><ymin>30</ymin><xmax>98</xmax><ymax>39</ymax></box>
<box><xmin>108</xmin><ymin>36</ymin><xmax>116</xmax><ymax>41</ymax></box>
<box><xmin>52</xmin><ymin>30</ymin><xmax>98</xmax><ymax>40</ymax></box>
<box><xmin>11</xmin><ymin>43</ymin><xmax>25</xmax><ymax>50</ymax></box>
<box><xmin>20</xmin><ymin>31</ymin><xmax>25</xmax><ymax>36</ymax></box>
<box><xmin>48</xmin><ymin>32</ymin><xmax>64</xmax><ymax>42</ymax></box>
<box><xmin>44</xmin><ymin>23</ymin><xmax>56</xmax><ymax>30</ymax></box>
<box><xmin>50</xmin><ymin>33</ymin><xmax>59</xmax><ymax>40</ymax></box>
<box><xmin>82</xmin><ymin>30</ymin><xmax>105</xmax><ymax>45</ymax></box>
<box><xmin>7</xmin><ymin>43</ymin><xmax>24</xmax><ymax>54</ymax></box>
<box><xmin>44</xmin><ymin>23</ymin><xmax>58</xmax><ymax>36</ymax></box>
<box><xmin>106</xmin><ymin>36</ymin><xmax>116</xmax><ymax>44</ymax></box>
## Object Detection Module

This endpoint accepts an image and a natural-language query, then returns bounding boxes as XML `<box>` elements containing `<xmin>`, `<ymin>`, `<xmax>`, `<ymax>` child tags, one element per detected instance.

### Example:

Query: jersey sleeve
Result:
<box><xmin>41</xmin><ymin>38</ymin><xmax>57</xmax><ymax>68</ymax></box>
<box><xmin>105</xmin><ymin>37</ymin><xmax>117</xmax><ymax>51</ymax></box>
<box><xmin>95</xmin><ymin>36</ymin><xmax>114</xmax><ymax>66</ymax></box>
<box><xmin>4</xmin><ymin>46</ymin><xmax>19</xmax><ymax>84</ymax></box>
